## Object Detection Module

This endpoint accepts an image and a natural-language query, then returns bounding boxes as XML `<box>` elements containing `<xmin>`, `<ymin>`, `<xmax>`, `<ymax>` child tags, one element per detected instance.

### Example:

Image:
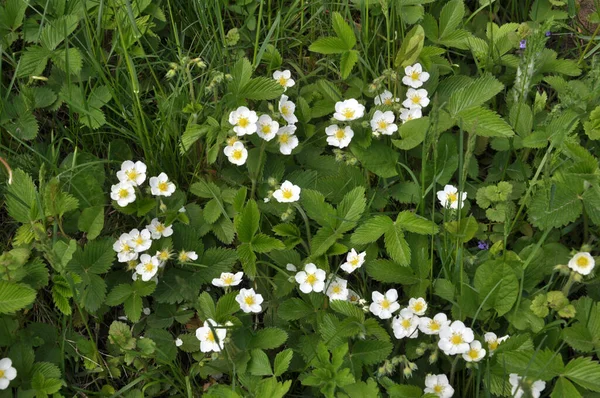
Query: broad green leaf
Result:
<box><xmin>458</xmin><ymin>106</ymin><xmax>514</xmax><ymax>137</ymax></box>
<box><xmin>78</xmin><ymin>206</ymin><xmax>104</xmax><ymax>240</ymax></box>
<box><xmin>474</xmin><ymin>260</ymin><xmax>518</xmax><ymax>316</ymax></box>
<box><xmin>351</xmin><ymin>340</ymin><xmax>393</xmax><ymax>365</ymax></box>
<box><xmin>278</xmin><ymin>298</ymin><xmax>313</xmax><ymax>321</ymax></box>
<box><xmin>340</xmin><ymin>50</ymin><xmax>359</xmax><ymax>79</ymax></box>
<box><xmin>392</xmin><ymin>116</ymin><xmax>430</xmax><ymax>150</ymax></box>
<box><xmin>439</xmin><ymin>0</ymin><xmax>464</xmax><ymax>39</ymax></box>
<box><xmin>448</xmin><ymin>74</ymin><xmax>504</xmax><ymax>116</ymax></box>
<box><xmin>551</xmin><ymin>377</ymin><xmax>582</xmax><ymax>398</ymax></box>
<box><xmin>17</xmin><ymin>46</ymin><xmax>52</xmax><ymax>77</ymax></box>
<box><xmin>336</xmin><ymin>186</ymin><xmax>366</xmax><ymax>234</ymax></box>
<box><xmin>0</xmin><ymin>281</ymin><xmax>36</xmax><ymax>314</ymax></box>
<box><xmin>384</xmin><ymin>223</ymin><xmax>411</xmax><ymax>266</ymax></box>
<box><xmin>105</xmin><ymin>284</ymin><xmax>133</xmax><ymax>306</ymax></box>
<box><xmin>366</xmin><ymin>259</ymin><xmax>419</xmax><ymax>284</ymax></box>
<box><xmin>563</xmin><ymin>357</ymin><xmax>600</xmax><ymax>392</ymax></box>
<box><xmin>40</xmin><ymin>15</ymin><xmax>79</xmax><ymax>50</ymax></box>
<box><xmin>248</xmin><ymin>349</ymin><xmax>273</xmax><ymax>376</ymax></box>
<box><xmin>352</xmin><ymin>139</ymin><xmax>399</xmax><ymax>178</ymax></box>
<box><xmin>273</xmin><ymin>349</ymin><xmax>293</xmax><ymax>377</ymax></box>
<box><xmin>396</xmin><ymin>211</ymin><xmax>438</xmax><ymax>234</ymax></box>
<box><xmin>235</xmin><ymin>200</ymin><xmax>259</xmax><ymax>242</ymax></box>
<box><xmin>330</xmin><ymin>300</ymin><xmax>365</xmax><ymax>322</ymax></box>
<box><xmin>5</xmin><ymin>169</ymin><xmax>40</xmax><ymax>223</ymax></box>
<box><xmin>300</xmin><ymin>189</ymin><xmax>336</xmax><ymax>228</ymax></box>
<box><xmin>444</xmin><ymin>216</ymin><xmax>478</xmax><ymax>242</ymax></box>
<box><xmin>239</xmin><ymin>77</ymin><xmax>284</xmax><ymax>100</ymax></box>
<box><xmin>495</xmin><ymin>349</ymin><xmax>564</xmax><ymax>381</ymax></box>
<box><xmin>51</xmin><ymin>47</ymin><xmax>83</xmax><ymax>75</ymax></box>
<box><xmin>251</xmin><ymin>234</ymin><xmax>285</xmax><ymax>253</ymax></box>
<box><xmin>332</xmin><ymin>12</ymin><xmax>356</xmax><ymax>49</ymax></box>
<box><xmin>309</xmin><ymin>37</ymin><xmax>348</xmax><ymax>54</ymax></box>
<box><xmin>250</xmin><ymin>327</ymin><xmax>288</xmax><ymax>350</ymax></box>
<box><xmin>394</xmin><ymin>24</ymin><xmax>425</xmax><ymax>68</ymax></box>
<box><xmin>351</xmin><ymin>215</ymin><xmax>393</xmax><ymax>244</ymax></box>
<box><xmin>229</xmin><ymin>57</ymin><xmax>253</xmax><ymax>96</ymax></box>
<box><xmin>528</xmin><ymin>181</ymin><xmax>582</xmax><ymax>230</ymax></box>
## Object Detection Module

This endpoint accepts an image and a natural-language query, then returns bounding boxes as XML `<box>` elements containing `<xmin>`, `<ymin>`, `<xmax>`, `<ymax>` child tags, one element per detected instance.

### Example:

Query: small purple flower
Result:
<box><xmin>545</xmin><ymin>31</ymin><xmax>552</xmax><ymax>37</ymax></box>
<box><xmin>477</xmin><ymin>240</ymin><xmax>489</xmax><ymax>250</ymax></box>
<box><xmin>519</xmin><ymin>40</ymin><xmax>527</xmax><ymax>49</ymax></box>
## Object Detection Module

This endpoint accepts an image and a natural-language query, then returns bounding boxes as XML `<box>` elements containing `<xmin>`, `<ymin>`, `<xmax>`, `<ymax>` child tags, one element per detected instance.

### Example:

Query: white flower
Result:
<box><xmin>340</xmin><ymin>249</ymin><xmax>366</xmax><ymax>273</ymax></box>
<box><xmin>135</xmin><ymin>254</ymin><xmax>160</xmax><ymax>281</ymax></box>
<box><xmin>484</xmin><ymin>332</ymin><xmax>509</xmax><ymax>355</ymax></box>
<box><xmin>175</xmin><ymin>338</ymin><xmax>183</xmax><ymax>347</ymax></box>
<box><xmin>143</xmin><ymin>307</ymin><xmax>151</xmax><ymax>316</ymax></box>
<box><xmin>568</xmin><ymin>252</ymin><xmax>595</xmax><ymax>275</ymax></box>
<box><xmin>277</xmin><ymin>125</ymin><xmax>299</xmax><ymax>155</ymax></box>
<box><xmin>272</xmin><ymin>180</ymin><xmax>301</xmax><ymax>203</ymax></box>
<box><xmin>374</xmin><ymin>90</ymin><xmax>400</xmax><ymax>106</ymax></box>
<box><xmin>178</xmin><ymin>250</ymin><xmax>198</xmax><ymax>262</ymax></box>
<box><xmin>295</xmin><ymin>263</ymin><xmax>327</xmax><ymax>293</ymax></box>
<box><xmin>407</xmin><ymin>297</ymin><xmax>428</xmax><ymax>316</ymax></box>
<box><xmin>127</xmin><ymin>228</ymin><xmax>152</xmax><ymax>253</ymax></box>
<box><xmin>326</xmin><ymin>277</ymin><xmax>348</xmax><ymax>301</ymax></box>
<box><xmin>149</xmin><ymin>173</ymin><xmax>176</xmax><ymax>197</ymax></box>
<box><xmin>436</xmin><ymin>185</ymin><xmax>467</xmax><ymax>210</ymax></box>
<box><xmin>403</xmin><ymin>88</ymin><xmax>430</xmax><ymax>109</ymax></box>
<box><xmin>178</xmin><ymin>206</ymin><xmax>186</xmax><ymax>213</ymax></box>
<box><xmin>392</xmin><ymin>308</ymin><xmax>419</xmax><ymax>339</ymax></box>
<box><xmin>212</xmin><ymin>272</ymin><xmax>244</xmax><ymax>287</ymax></box>
<box><xmin>113</xmin><ymin>233</ymin><xmax>138</xmax><ymax>263</ymax></box>
<box><xmin>325</xmin><ymin>125</ymin><xmax>354</xmax><ymax>148</ymax></box>
<box><xmin>256</xmin><ymin>114</ymin><xmax>279</xmax><ymax>141</ymax></box>
<box><xmin>0</xmin><ymin>358</ymin><xmax>16</xmax><ymax>390</ymax></box>
<box><xmin>229</xmin><ymin>106</ymin><xmax>258</xmax><ymax>136</ymax></box>
<box><xmin>402</xmin><ymin>63</ymin><xmax>430</xmax><ymax>88</ymax></box>
<box><xmin>196</xmin><ymin>319</ymin><xmax>227</xmax><ymax>353</ymax></box>
<box><xmin>279</xmin><ymin>95</ymin><xmax>298</xmax><ymax>124</ymax></box>
<box><xmin>147</xmin><ymin>218</ymin><xmax>173</xmax><ymax>239</ymax></box>
<box><xmin>509</xmin><ymin>374</ymin><xmax>546</xmax><ymax>398</ymax></box>
<box><xmin>418</xmin><ymin>313</ymin><xmax>450</xmax><ymax>335</ymax></box>
<box><xmin>370</xmin><ymin>110</ymin><xmax>398</xmax><ymax>136</ymax></box>
<box><xmin>438</xmin><ymin>320</ymin><xmax>475</xmax><ymax>355</ymax></box>
<box><xmin>333</xmin><ymin>99</ymin><xmax>365</xmax><ymax>121</ymax></box>
<box><xmin>369</xmin><ymin>289</ymin><xmax>400</xmax><ymax>319</ymax></box>
<box><xmin>286</xmin><ymin>263</ymin><xmax>297</xmax><ymax>272</ymax></box>
<box><xmin>111</xmin><ymin>182</ymin><xmax>136</xmax><ymax>207</ymax></box>
<box><xmin>462</xmin><ymin>340</ymin><xmax>486</xmax><ymax>362</ymax></box>
<box><xmin>236</xmin><ymin>288</ymin><xmax>264</xmax><ymax>313</ymax></box>
<box><xmin>224</xmin><ymin>141</ymin><xmax>248</xmax><ymax>166</ymax></box>
<box><xmin>116</xmin><ymin>160</ymin><xmax>147</xmax><ymax>186</ymax></box>
<box><xmin>273</xmin><ymin>70</ymin><xmax>295</xmax><ymax>90</ymax></box>
<box><xmin>424</xmin><ymin>374</ymin><xmax>454</xmax><ymax>398</ymax></box>
<box><xmin>347</xmin><ymin>289</ymin><xmax>361</xmax><ymax>304</ymax></box>
<box><xmin>399</xmin><ymin>107</ymin><xmax>423</xmax><ymax>123</ymax></box>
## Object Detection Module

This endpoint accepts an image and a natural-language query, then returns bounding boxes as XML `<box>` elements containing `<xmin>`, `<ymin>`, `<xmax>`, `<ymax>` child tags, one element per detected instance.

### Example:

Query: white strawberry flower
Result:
<box><xmin>484</xmin><ymin>332</ymin><xmax>509</xmax><ymax>355</ymax></box>
<box><xmin>116</xmin><ymin>160</ymin><xmax>147</xmax><ymax>186</ymax></box>
<box><xmin>370</xmin><ymin>110</ymin><xmax>398</xmax><ymax>135</ymax></box>
<box><xmin>392</xmin><ymin>308</ymin><xmax>420</xmax><ymax>339</ymax></box>
<box><xmin>277</xmin><ymin>125</ymin><xmax>299</xmax><ymax>155</ymax></box>
<box><xmin>418</xmin><ymin>312</ymin><xmax>450</xmax><ymax>335</ymax></box>
<box><xmin>279</xmin><ymin>95</ymin><xmax>298</xmax><ymax>124</ymax></box>
<box><xmin>0</xmin><ymin>358</ymin><xmax>17</xmax><ymax>390</ymax></box>
<box><xmin>236</xmin><ymin>288</ymin><xmax>264</xmax><ymax>313</ymax></box>
<box><xmin>407</xmin><ymin>297</ymin><xmax>428</xmax><ymax>316</ymax></box>
<box><xmin>403</xmin><ymin>88</ymin><xmax>430</xmax><ymax>109</ymax></box>
<box><xmin>438</xmin><ymin>321</ymin><xmax>474</xmax><ymax>355</ymax></box>
<box><xmin>212</xmin><ymin>272</ymin><xmax>244</xmax><ymax>288</ymax></box>
<box><xmin>146</xmin><ymin>218</ymin><xmax>173</xmax><ymax>239</ymax></box>
<box><xmin>229</xmin><ymin>106</ymin><xmax>258</xmax><ymax>136</ymax></box>
<box><xmin>295</xmin><ymin>263</ymin><xmax>327</xmax><ymax>293</ymax></box>
<box><xmin>272</xmin><ymin>180</ymin><xmax>301</xmax><ymax>203</ymax></box>
<box><xmin>273</xmin><ymin>70</ymin><xmax>295</xmax><ymax>90</ymax></box>
<box><xmin>326</xmin><ymin>277</ymin><xmax>349</xmax><ymax>301</ymax></box>
<box><xmin>286</xmin><ymin>263</ymin><xmax>297</xmax><ymax>272</ymax></box>
<box><xmin>224</xmin><ymin>141</ymin><xmax>248</xmax><ymax>166</ymax></box>
<box><xmin>178</xmin><ymin>250</ymin><xmax>198</xmax><ymax>262</ymax></box>
<box><xmin>325</xmin><ymin>125</ymin><xmax>354</xmax><ymax>148</ymax></box>
<box><xmin>113</xmin><ymin>233</ymin><xmax>138</xmax><ymax>263</ymax></box>
<box><xmin>568</xmin><ymin>252</ymin><xmax>595</xmax><ymax>275</ymax></box>
<box><xmin>509</xmin><ymin>374</ymin><xmax>546</xmax><ymax>398</ymax></box>
<box><xmin>143</xmin><ymin>307</ymin><xmax>151</xmax><ymax>316</ymax></box>
<box><xmin>149</xmin><ymin>173</ymin><xmax>176</xmax><ymax>197</ymax></box>
<box><xmin>369</xmin><ymin>289</ymin><xmax>400</xmax><ymax>319</ymax></box>
<box><xmin>424</xmin><ymin>374</ymin><xmax>454</xmax><ymax>398</ymax></box>
<box><xmin>402</xmin><ymin>63</ymin><xmax>430</xmax><ymax>89</ymax></box>
<box><xmin>340</xmin><ymin>249</ymin><xmax>366</xmax><ymax>273</ymax></box>
<box><xmin>196</xmin><ymin>319</ymin><xmax>227</xmax><ymax>353</ymax></box>
<box><xmin>110</xmin><ymin>182</ymin><xmax>136</xmax><ymax>207</ymax></box>
<box><xmin>436</xmin><ymin>184</ymin><xmax>467</xmax><ymax>210</ymax></box>
<box><xmin>374</xmin><ymin>90</ymin><xmax>400</xmax><ymax>106</ymax></box>
<box><xmin>175</xmin><ymin>338</ymin><xmax>183</xmax><ymax>347</ymax></box>
<box><xmin>399</xmin><ymin>107</ymin><xmax>423</xmax><ymax>123</ymax></box>
<box><xmin>333</xmin><ymin>99</ymin><xmax>365</xmax><ymax>121</ymax></box>
<box><xmin>256</xmin><ymin>114</ymin><xmax>279</xmax><ymax>141</ymax></box>
<box><xmin>462</xmin><ymin>340</ymin><xmax>486</xmax><ymax>362</ymax></box>
<box><xmin>127</xmin><ymin>228</ymin><xmax>152</xmax><ymax>252</ymax></box>
<box><xmin>135</xmin><ymin>254</ymin><xmax>160</xmax><ymax>281</ymax></box>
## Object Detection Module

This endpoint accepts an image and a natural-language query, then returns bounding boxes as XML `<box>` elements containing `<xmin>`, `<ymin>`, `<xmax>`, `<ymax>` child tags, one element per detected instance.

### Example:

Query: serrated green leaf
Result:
<box><xmin>235</xmin><ymin>200</ymin><xmax>259</xmax><ymax>242</ymax></box>
<box><xmin>251</xmin><ymin>234</ymin><xmax>285</xmax><ymax>253</ymax></box>
<box><xmin>365</xmin><ymin>259</ymin><xmax>419</xmax><ymax>284</ymax></box>
<box><xmin>340</xmin><ymin>50</ymin><xmax>359</xmax><ymax>79</ymax></box>
<box><xmin>396</xmin><ymin>211</ymin><xmax>438</xmax><ymax>234</ymax></box>
<box><xmin>439</xmin><ymin>0</ymin><xmax>464</xmax><ymax>39</ymax></box>
<box><xmin>278</xmin><ymin>298</ymin><xmax>313</xmax><ymax>321</ymax></box>
<box><xmin>273</xmin><ymin>349</ymin><xmax>293</xmax><ymax>377</ymax></box>
<box><xmin>563</xmin><ymin>357</ymin><xmax>600</xmax><ymax>392</ymax></box>
<box><xmin>351</xmin><ymin>215</ymin><xmax>393</xmax><ymax>245</ymax></box>
<box><xmin>448</xmin><ymin>74</ymin><xmax>504</xmax><ymax>116</ymax></box>
<box><xmin>474</xmin><ymin>260</ymin><xmax>518</xmax><ymax>316</ymax></box>
<box><xmin>250</xmin><ymin>327</ymin><xmax>288</xmax><ymax>350</ymax></box>
<box><xmin>384</xmin><ymin>223</ymin><xmax>411</xmax><ymax>266</ymax></box>
<box><xmin>332</xmin><ymin>12</ymin><xmax>356</xmax><ymax>49</ymax></box>
<box><xmin>309</xmin><ymin>37</ymin><xmax>348</xmax><ymax>54</ymax></box>
<box><xmin>458</xmin><ymin>106</ymin><xmax>514</xmax><ymax>137</ymax></box>
<box><xmin>248</xmin><ymin>349</ymin><xmax>273</xmax><ymax>376</ymax></box>
<box><xmin>239</xmin><ymin>77</ymin><xmax>284</xmax><ymax>100</ymax></box>
<box><xmin>552</xmin><ymin>377</ymin><xmax>582</xmax><ymax>398</ymax></box>
<box><xmin>78</xmin><ymin>206</ymin><xmax>104</xmax><ymax>240</ymax></box>
<box><xmin>351</xmin><ymin>340</ymin><xmax>393</xmax><ymax>365</ymax></box>
<box><xmin>0</xmin><ymin>281</ymin><xmax>36</xmax><ymax>314</ymax></box>
<box><xmin>5</xmin><ymin>169</ymin><xmax>40</xmax><ymax>223</ymax></box>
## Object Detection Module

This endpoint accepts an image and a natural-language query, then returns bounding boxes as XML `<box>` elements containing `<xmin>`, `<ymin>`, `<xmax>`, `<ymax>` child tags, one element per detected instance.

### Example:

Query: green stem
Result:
<box><xmin>293</xmin><ymin>203</ymin><xmax>312</xmax><ymax>253</ymax></box>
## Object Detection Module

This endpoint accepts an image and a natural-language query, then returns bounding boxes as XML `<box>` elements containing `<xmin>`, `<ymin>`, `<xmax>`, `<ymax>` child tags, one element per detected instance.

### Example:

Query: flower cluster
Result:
<box><xmin>326</xmin><ymin>99</ymin><xmax>365</xmax><ymax>148</ymax></box>
<box><xmin>110</xmin><ymin>161</ymin><xmax>176</xmax><ymax>207</ymax></box>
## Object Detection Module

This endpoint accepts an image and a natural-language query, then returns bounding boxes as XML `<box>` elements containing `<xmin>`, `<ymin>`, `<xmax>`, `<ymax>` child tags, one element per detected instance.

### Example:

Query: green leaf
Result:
<box><xmin>67</xmin><ymin>238</ymin><xmax>115</xmax><ymax>275</ymax></box>
<box><xmin>250</xmin><ymin>327</ymin><xmax>288</xmax><ymax>350</ymax></box>
<box><xmin>352</xmin><ymin>140</ymin><xmax>399</xmax><ymax>178</ymax></box>
<box><xmin>273</xmin><ymin>349</ymin><xmax>293</xmax><ymax>377</ymax></box>
<box><xmin>51</xmin><ymin>47</ymin><xmax>83</xmax><ymax>75</ymax></box>
<box><xmin>251</xmin><ymin>234</ymin><xmax>285</xmax><ymax>253</ymax></box>
<box><xmin>392</xmin><ymin>117</ymin><xmax>430</xmax><ymax>150</ymax></box>
<box><xmin>40</xmin><ymin>15</ymin><xmax>79</xmax><ymax>50</ymax></box>
<box><xmin>332</xmin><ymin>12</ymin><xmax>356</xmax><ymax>49</ymax></box>
<box><xmin>342</xmin><ymin>379</ymin><xmax>381</xmax><ymax>398</ymax></box>
<box><xmin>438</xmin><ymin>0</ymin><xmax>465</xmax><ymax>39</ymax></box>
<box><xmin>351</xmin><ymin>215</ymin><xmax>394</xmax><ymax>245</ymax></box>
<box><xmin>366</xmin><ymin>259</ymin><xmax>419</xmax><ymax>284</ymax></box>
<box><xmin>229</xmin><ymin>57</ymin><xmax>253</xmax><ymax>95</ymax></box>
<box><xmin>396</xmin><ymin>211</ymin><xmax>438</xmax><ymax>234</ymax></box>
<box><xmin>82</xmin><ymin>274</ymin><xmax>106</xmax><ymax>312</ymax></box>
<box><xmin>582</xmin><ymin>185</ymin><xmax>600</xmax><ymax>225</ymax></box>
<box><xmin>278</xmin><ymin>298</ymin><xmax>313</xmax><ymax>321</ymax></box>
<box><xmin>105</xmin><ymin>284</ymin><xmax>133</xmax><ymax>306</ymax></box>
<box><xmin>77</xmin><ymin>206</ymin><xmax>104</xmax><ymax>239</ymax></box>
<box><xmin>0</xmin><ymin>281</ymin><xmax>36</xmax><ymax>314</ymax></box>
<box><xmin>235</xmin><ymin>200</ymin><xmax>259</xmax><ymax>242</ymax></box>
<box><xmin>197</xmin><ymin>292</ymin><xmax>216</xmax><ymax>320</ymax></box>
<box><xmin>340</xmin><ymin>50</ymin><xmax>359</xmax><ymax>79</ymax></box>
<box><xmin>109</xmin><ymin>321</ymin><xmax>136</xmax><ymax>350</ymax></box>
<box><xmin>448</xmin><ymin>74</ymin><xmax>504</xmax><ymax>116</ymax></box>
<box><xmin>17</xmin><ymin>46</ymin><xmax>51</xmax><ymax>77</ymax></box>
<box><xmin>31</xmin><ymin>372</ymin><xmax>62</xmax><ymax>396</ymax></box>
<box><xmin>215</xmin><ymin>291</ymin><xmax>239</xmax><ymax>320</ymax></box>
<box><xmin>5</xmin><ymin>169</ymin><xmax>40</xmax><ymax>223</ymax></box>
<box><xmin>474</xmin><ymin>260</ymin><xmax>519</xmax><ymax>316</ymax></box>
<box><xmin>394</xmin><ymin>24</ymin><xmax>425</xmax><ymax>68</ymax></box>
<box><xmin>351</xmin><ymin>340</ymin><xmax>393</xmax><ymax>365</ymax></box>
<box><xmin>248</xmin><ymin>349</ymin><xmax>273</xmax><ymax>376</ymax></box>
<box><xmin>204</xmin><ymin>199</ymin><xmax>222</xmax><ymax>224</ymax></box>
<box><xmin>563</xmin><ymin>357</ymin><xmax>600</xmax><ymax>392</ymax></box>
<box><xmin>301</xmin><ymin>190</ymin><xmax>336</xmax><ymax>228</ymax></box>
<box><xmin>444</xmin><ymin>216</ymin><xmax>479</xmax><ymax>242</ymax></box>
<box><xmin>495</xmin><ymin>349</ymin><xmax>564</xmax><ymax>381</ymax></box>
<box><xmin>458</xmin><ymin>106</ymin><xmax>514</xmax><ymax>137</ymax></box>
<box><xmin>551</xmin><ymin>377</ymin><xmax>582</xmax><ymax>398</ymax></box>
<box><xmin>239</xmin><ymin>77</ymin><xmax>285</xmax><ymax>100</ymax></box>
<box><xmin>384</xmin><ymin>223</ymin><xmax>411</xmax><ymax>266</ymax></box>
<box><xmin>330</xmin><ymin>300</ymin><xmax>365</xmax><ymax>322</ymax></box>
<box><xmin>309</xmin><ymin>37</ymin><xmax>348</xmax><ymax>54</ymax></box>
<box><xmin>528</xmin><ymin>181</ymin><xmax>582</xmax><ymax>230</ymax></box>
<box><xmin>336</xmin><ymin>186</ymin><xmax>366</xmax><ymax>234</ymax></box>
<box><xmin>124</xmin><ymin>293</ymin><xmax>143</xmax><ymax>322</ymax></box>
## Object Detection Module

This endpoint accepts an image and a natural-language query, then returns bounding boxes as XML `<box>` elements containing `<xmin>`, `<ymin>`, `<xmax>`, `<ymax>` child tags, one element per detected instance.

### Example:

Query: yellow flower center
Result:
<box><xmin>349</xmin><ymin>295</ymin><xmax>358</xmax><ymax>302</ymax></box>
<box><xmin>206</xmin><ymin>330</ymin><xmax>215</xmax><ymax>342</ymax></box>
<box><xmin>158</xmin><ymin>181</ymin><xmax>169</xmax><ymax>192</ymax></box>
<box><xmin>411</xmin><ymin>71</ymin><xmax>420</xmax><ymax>80</ymax></box>
<box><xmin>223</xmin><ymin>275</ymin><xmax>234</xmax><ymax>285</ymax></box>
<box><xmin>488</xmin><ymin>340</ymin><xmax>499</xmax><ymax>351</ymax></box>
<box><xmin>282</xmin><ymin>188</ymin><xmax>293</xmax><ymax>199</ymax></box>
<box><xmin>179</xmin><ymin>253</ymin><xmax>189</xmax><ymax>261</ymax></box>
<box><xmin>278</xmin><ymin>133</ymin><xmax>290</xmax><ymax>144</ymax></box>
<box><xmin>278</xmin><ymin>76</ymin><xmax>288</xmax><ymax>86</ymax></box>
<box><xmin>377</xmin><ymin>120</ymin><xmax>388</xmax><ymax>130</ymax></box>
<box><xmin>158</xmin><ymin>250</ymin><xmax>170</xmax><ymax>261</ymax></box>
<box><xmin>343</xmin><ymin>108</ymin><xmax>355</xmax><ymax>119</ymax></box>
<box><xmin>450</xmin><ymin>333</ymin><xmax>464</xmax><ymax>345</ymax></box>
<box><xmin>384</xmin><ymin>98</ymin><xmax>392</xmax><ymax>105</ymax></box>
<box><xmin>135</xmin><ymin>236</ymin><xmax>144</xmax><ymax>245</ymax></box>
<box><xmin>332</xmin><ymin>286</ymin><xmax>342</xmax><ymax>294</ymax></box>
<box><xmin>281</xmin><ymin>105</ymin><xmax>290</xmax><ymax>115</ymax></box>
<box><xmin>126</xmin><ymin>170</ymin><xmax>138</xmax><ymax>180</ymax></box>
<box><xmin>0</xmin><ymin>370</ymin><xmax>5</xmax><ymax>378</ymax></box>
<box><xmin>238</xmin><ymin>117</ymin><xmax>249</xmax><ymax>128</ymax></box>
<box><xmin>381</xmin><ymin>299</ymin><xmax>390</xmax><ymax>309</ymax></box>
<box><xmin>232</xmin><ymin>149</ymin><xmax>243</xmax><ymax>160</ymax></box>
<box><xmin>127</xmin><ymin>260</ymin><xmax>137</xmax><ymax>270</ymax></box>
<box><xmin>429</xmin><ymin>320</ymin><xmax>440</xmax><ymax>331</ymax></box>
<box><xmin>306</xmin><ymin>273</ymin><xmax>317</xmax><ymax>285</ymax></box>
<box><xmin>447</xmin><ymin>192</ymin><xmax>457</xmax><ymax>203</ymax></box>
<box><xmin>122</xmin><ymin>243</ymin><xmax>131</xmax><ymax>252</ymax></box>
<box><xmin>335</xmin><ymin>129</ymin><xmax>346</xmax><ymax>139</ymax></box>
<box><xmin>413</xmin><ymin>302</ymin><xmax>424</xmax><ymax>312</ymax></box>
<box><xmin>350</xmin><ymin>257</ymin><xmax>359</xmax><ymax>266</ymax></box>
<box><xmin>261</xmin><ymin>125</ymin><xmax>272</xmax><ymax>134</ymax></box>
<box><xmin>144</xmin><ymin>263</ymin><xmax>154</xmax><ymax>272</ymax></box>
<box><xmin>156</xmin><ymin>224</ymin><xmax>165</xmax><ymax>232</ymax></box>
<box><xmin>244</xmin><ymin>296</ymin><xmax>255</xmax><ymax>305</ymax></box>
<box><xmin>401</xmin><ymin>319</ymin><xmax>411</xmax><ymax>329</ymax></box>
<box><xmin>468</xmin><ymin>349</ymin><xmax>480</xmax><ymax>360</ymax></box>
<box><xmin>577</xmin><ymin>256</ymin><xmax>590</xmax><ymax>267</ymax></box>
<box><xmin>433</xmin><ymin>385</ymin><xmax>443</xmax><ymax>394</ymax></box>
<box><xmin>119</xmin><ymin>188</ymin><xmax>129</xmax><ymax>198</ymax></box>
<box><xmin>411</xmin><ymin>96</ymin><xmax>421</xmax><ymax>104</ymax></box>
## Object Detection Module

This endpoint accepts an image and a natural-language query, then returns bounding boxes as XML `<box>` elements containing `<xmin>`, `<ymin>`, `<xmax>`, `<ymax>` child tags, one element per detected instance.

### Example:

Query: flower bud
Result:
<box><xmin>428</xmin><ymin>350</ymin><xmax>438</xmax><ymax>364</ymax></box>
<box><xmin>166</xmin><ymin>69</ymin><xmax>177</xmax><ymax>79</ymax></box>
